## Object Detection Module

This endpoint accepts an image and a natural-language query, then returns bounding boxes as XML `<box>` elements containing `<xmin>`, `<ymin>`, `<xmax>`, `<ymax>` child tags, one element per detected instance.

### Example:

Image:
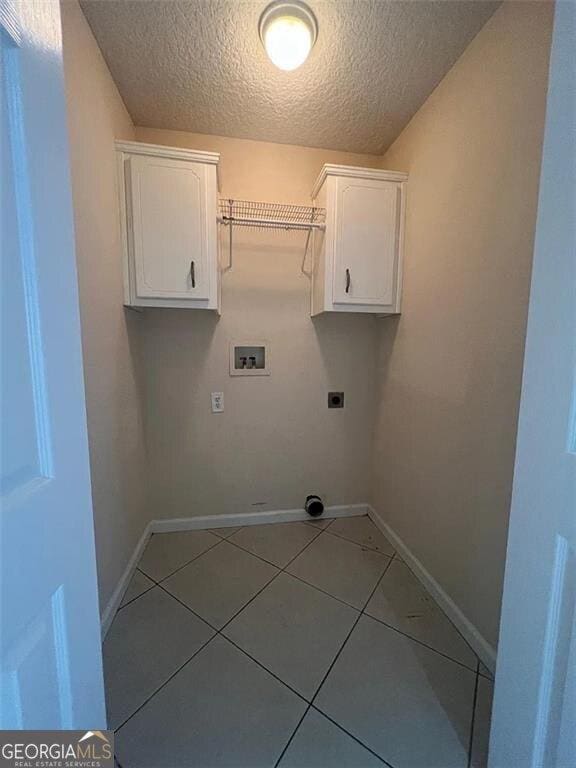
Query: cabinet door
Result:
<box><xmin>128</xmin><ymin>155</ymin><xmax>211</xmax><ymax>300</ymax></box>
<box><xmin>332</xmin><ymin>177</ymin><xmax>400</xmax><ymax>306</ymax></box>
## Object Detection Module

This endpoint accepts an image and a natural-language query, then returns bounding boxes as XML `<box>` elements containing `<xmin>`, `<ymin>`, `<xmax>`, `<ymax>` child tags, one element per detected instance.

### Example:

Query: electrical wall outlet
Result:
<box><xmin>328</xmin><ymin>391</ymin><xmax>344</xmax><ymax>408</ymax></box>
<box><xmin>211</xmin><ymin>392</ymin><xmax>224</xmax><ymax>413</ymax></box>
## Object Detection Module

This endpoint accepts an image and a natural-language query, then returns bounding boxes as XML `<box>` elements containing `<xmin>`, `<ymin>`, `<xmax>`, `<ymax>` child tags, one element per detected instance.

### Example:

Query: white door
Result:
<box><xmin>489</xmin><ymin>3</ymin><xmax>575</xmax><ymax>766</ymax></box>
<box><xmin>333</xmin><ymin>177</ymin><xmax>399</xmax><ymax>306</ymax></box>
<box><xmin>128</xmin><ymin>154</ymin><xmax>210</xmax><ymax>300</ymax></box>
<box><xmin>0</xmin><ymin>0</ymin><xmax>105</xmax><ymax>728</ymax></box>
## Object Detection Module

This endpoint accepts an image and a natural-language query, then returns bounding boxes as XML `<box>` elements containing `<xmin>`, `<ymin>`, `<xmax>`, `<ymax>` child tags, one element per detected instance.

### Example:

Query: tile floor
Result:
<box><xmin>105</xmin><ymin>515</ymin><xmax>493</xmax><ymax>768</ymax></box>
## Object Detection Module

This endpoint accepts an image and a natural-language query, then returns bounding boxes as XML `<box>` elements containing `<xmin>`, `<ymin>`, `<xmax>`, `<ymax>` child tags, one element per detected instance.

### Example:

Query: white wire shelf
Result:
<box><xmin>217</xmin><ymin>199</ymin><xmax>326</xmax><ymax>276</ymax></box>
<box><xmin>218</xmin><ymin>199</ymin><xmax>326</xmax><ymax>231</ymax></box>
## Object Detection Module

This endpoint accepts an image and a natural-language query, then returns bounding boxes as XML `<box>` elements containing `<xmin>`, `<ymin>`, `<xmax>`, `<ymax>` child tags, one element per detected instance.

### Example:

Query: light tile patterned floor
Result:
<box><xmin>105</xmin><ymin>516</ymin><xmax>493</xmax><ymax>768</ymax></box>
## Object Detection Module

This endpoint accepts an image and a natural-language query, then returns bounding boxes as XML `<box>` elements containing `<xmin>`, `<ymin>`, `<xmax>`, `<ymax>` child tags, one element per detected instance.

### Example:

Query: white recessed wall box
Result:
<box><xmin>229</xmin><ymin>342</ymin><xmax>270</xmax><ymax>377</ymax></box>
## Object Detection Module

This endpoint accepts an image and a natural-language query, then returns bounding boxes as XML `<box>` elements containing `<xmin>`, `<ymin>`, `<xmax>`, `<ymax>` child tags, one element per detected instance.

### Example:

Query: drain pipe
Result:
<box><xmin>304</xmin><ymin>494</ymin><xmax>324</xmax><ymax>518</ymax></box>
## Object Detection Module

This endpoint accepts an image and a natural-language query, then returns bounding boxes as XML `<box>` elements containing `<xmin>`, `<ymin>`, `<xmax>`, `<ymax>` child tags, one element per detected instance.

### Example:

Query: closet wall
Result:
<box><xmin>371</xmin><ymin>0</ymin><xmax>554</xmax><ymax>650</ymax></box>
<box><xmin>61</xmin><ymin>0</ymin><xmax>149</xmax><ymax>612</ymax></box>
<box><xmin>134</xmin><ymin>127</ymin><xmax>381</xmax><ymax>520</ymax></box>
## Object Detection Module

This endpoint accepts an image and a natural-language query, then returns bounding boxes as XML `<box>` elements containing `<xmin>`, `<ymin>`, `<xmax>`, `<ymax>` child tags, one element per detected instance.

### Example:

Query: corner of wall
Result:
<box><xmin>61</xmin><ymin>0</ymin><xmax>151</xmax><ymax>617</ymax></box>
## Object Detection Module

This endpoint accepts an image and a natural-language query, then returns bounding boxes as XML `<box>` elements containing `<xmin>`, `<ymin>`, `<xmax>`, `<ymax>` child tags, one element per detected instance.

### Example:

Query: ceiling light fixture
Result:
<box><xmin>259</xmin><ymin>1</ymin><xmax>318</xmax><ymax>72</ymax></box>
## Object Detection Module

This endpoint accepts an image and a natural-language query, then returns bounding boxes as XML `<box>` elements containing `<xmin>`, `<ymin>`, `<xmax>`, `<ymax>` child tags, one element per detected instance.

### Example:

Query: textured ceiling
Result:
<box><xmin>80</xmin><ymin>0</ymin><xmax>500</xmax><ymax>155</ymax></box>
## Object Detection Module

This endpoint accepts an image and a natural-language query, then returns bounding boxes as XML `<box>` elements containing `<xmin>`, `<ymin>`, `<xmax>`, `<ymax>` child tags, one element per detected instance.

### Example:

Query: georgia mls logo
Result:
<box><xmin>77</xmin><ymin>731</ymin><xmax>112</xmax><ymax>756</ymax></box>
<box><xmin>78</xmin><ymin>730</ymin><xmax>108</xmax><ymax>744</ymax></box>
<box><xmin>0</xmin><ymin>730</ymin><xmax>114</xmax><ymax>767</ymax></box>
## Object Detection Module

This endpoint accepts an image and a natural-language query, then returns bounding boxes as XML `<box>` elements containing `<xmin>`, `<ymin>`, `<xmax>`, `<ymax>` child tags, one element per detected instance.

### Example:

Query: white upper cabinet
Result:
<box><xmin>311</xmin><ymin>165</ymin><xmax>407</xmax><ymax>315</ymax></box>
<box><xmin>116</xmin><ymin>141</ymin><xmax>220</xmax><ymax>310</ymax></box>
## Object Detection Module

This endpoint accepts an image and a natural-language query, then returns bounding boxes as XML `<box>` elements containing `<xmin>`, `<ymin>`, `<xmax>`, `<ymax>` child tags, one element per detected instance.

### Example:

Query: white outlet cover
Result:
<box><xmin>211</xmin><ymin>392</ymin><xmax>224</xmax><ymax>413</ymax></box>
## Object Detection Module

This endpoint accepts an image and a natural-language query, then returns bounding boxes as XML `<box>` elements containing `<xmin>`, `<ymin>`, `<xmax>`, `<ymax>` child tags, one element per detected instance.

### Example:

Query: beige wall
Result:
<box><xmin>135</xmin><ymin>128</ymin><xmax>380</xmax><ymax>520</ymax></box>
<box><xmin>61</xmin><ymin>1</ymin><xmax>149</xmax><ymax>613</ymax></box>
<box><xmin>372</xmin><ymin>0</ymin><xmax>553</xmax><ymax>649</ymax></box>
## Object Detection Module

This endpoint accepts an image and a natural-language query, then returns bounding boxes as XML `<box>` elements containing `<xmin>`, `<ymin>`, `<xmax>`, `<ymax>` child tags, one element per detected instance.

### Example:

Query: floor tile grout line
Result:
<box><xmin>358</xmin><ymin>552</ymin><xmax>487</xmax><ymax>675</ymax></box>
<box><xmin>113</xmin><ymin>525</ymin><xmax>386</xmax><ymax>725</ymax></box>
<box><xmin>309</xmin><ymin>555</ymin><xmax>395</xmax><ymax>707</ymax></box>
<box><xmin>110</xmin><ymin>524</ymin><xmax>396</xmax><ymax>765</ymax></box>
<box><xmin>114</xmin><ymin>533</ymin><xmax>387</xmax><ymax>751</ymax></box>
<box><xmin>156</xmin><ymin>567</ymin><xmax>299</xmax><ymax>645</ymax></box>
<box><xmin>108</xmin><ymin>519</ymin><xmax>474</xmax><ymax>767</ymax></box>
<box><xmin>155</xmin><ymin>581</ymin><xmax>223</xmax><ymax>632</ymax></box>
<box><xmin>309</xmin><ymin>609</ymin><xmax>360</xmax><ymax>699</ymax></box>
<box><xmin>279</xmin><ymin>568</ymin><xmax>365</xmax><ymax>612</ymax></box>
<box><xmin>112</xmin><ymin>583</ymin><xmax>229</xmax><ymax>734</ymax></box>
<box><xmin>384</xmin><ymin>554</ymin><xmax>486</xmax><ymax>666</ymax></box>
<box><xmin>113</xmin><ymin>521</ymin><xmax>392</xmax><ymax>736</ymax></box>
<box><xmin>323</xmin><ymin>526</ymin><xmax>395</xmax><ymax>557</ymax></box>
<box><xmin>223</xmin><ymin>522</ymin><xmax>325</xmax><ymax>571</ymax></box>
<box><xmin>115</xmin><ymin>567</ymin><xmax>166</xmax><ymax>613</ymax></box>
<box><xmin>136</xmin><ymin>568</ymin><xmax>161</xmax><ymax>586</ymax></box>
<box><xmin>478</xmin><ymin>666</ymin><xmax>494</xmax><ymax>681</ymax></box>
<box><xmin>137</xmin><ymin>534</ymin><xmax>223</xmax><ymax>586</ymax></box>
<box><xmin>128</xmin><ymin>518</ymin><xmax>385</xmax><ymax>617</ymax></box>
<box><xmin>273</xmin><ymin>704</ymin><xmax>311</xmax><ymax>768</ymax></box>
<box><xmin>218</xmin><ymin>570</ymin><xmax>282</xmax><ymax>630</ymax></box>
<box><xmin>116</xmin><ymin>612</ymin><xmax>391</xmax><ymax>768</ymax></box>
<box><xmin>155</xmin><ymin>567</ymin><xmax>356</xmax><ymax>712</ymax></box>
<box><xmin>272</xmin><ymin>696</ymin><xmax>394</xmax><ymax>768</ymax></box>
<box><xmin>223</xmin><ymin>527</ymin><xmax>384</xmax><ymax>613</ymax></box>
<box><xmin>112</xmin><ymin>531</ymin><xmax>329</xmax><ymax>734</ymax></box>
<box><xmin>309</xmin><ymin>704</ymin><xmax>395</xmax><ymax>768</ymax></box>
<box><xmin>302</xmin><ymin>558</ymin><xmax>397</xmax><ymax>768</ymax></box>
<box><xmin>367</xmin><ymin>546</ymin><xmax>485</xmax><ymax>678</ymax></box>
<box><xmin>223</xmin><ymin>536</ymin><xmax>305</xmax><ymax>570</ymax></box>
<box><xmin>112</xmin><ymin>630</ymin><xmax>216</xmax><ymax>734</ymax></box>
<box><xmin>117</xmin><ymin>523</ymin><xmax>478</xmax><ymax>703</ymax></box>
<box><xmin>115</xmin><ymin>583</ymin><xmax>156</xmax><ymax>613</ymax></box>
<box><xmin>122</xmin><ymin>524</ymin><xmax>325</xmax><ymax>642</ymax></box>
<box><xmin>155</xmin><ymin>536</ymin><xmax>224</xmax><ymax>584</ymax></box>
<box><xmin>155</xmin><ymin>583</ymin><xmax>311</xmax><ymax>705</ymax></box>
<box><xmin>273</xmin><ymin>550</ymin><xmax>396</xmax><ymax>768</ymax></box>
<box><xmin>223</xmin><ymin>525</ymin><xmax>392</xmax><ymax>613</ymax></box>
<box><xmin>119</xmin><ymin>523</ymin><xmax>373</xmax><ymax>622</ymax></box>
<box><xmin>121</xmin><ymin>582</ymin><xmax>313</xmax><ymax>719</ymax></box>
<box><xmin>360</xmin><ymin>611</ymin><xmax>479</xmax><ymax>675</ymax></box>
<box><xmin>467</xmin><ymin>660</ymin><xmax>481</xmax><ymax>768</ymax></box>
<box><xmin>217</xmin><ymin>525</ymin><xmax>326</xmax><ymax>633</ymax></box>
<box><xmin>220</xmin><ymin>633</ymin><xmax>310</xmax><ymax>703</ymax></box>
<box><xmin>127</xmin><ymin>515</ymin><xmax>386</xmax><ymax>606</ymax></box>
<box><xmin>206</xmin><ymin>527</ymin><xmax>241</xmax><ymax>539</ymax></box>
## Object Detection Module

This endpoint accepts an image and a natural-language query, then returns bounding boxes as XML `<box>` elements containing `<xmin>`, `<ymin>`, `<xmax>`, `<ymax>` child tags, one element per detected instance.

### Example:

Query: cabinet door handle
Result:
<box><xmin>345</xmin><ymin>268</ymin><xmax>351</xmax><ymax>294</ymax></box>
<box><xmin>190</xmin><ymin>260</ymin><xmax>196</xmax><ymax>288</ymax></box>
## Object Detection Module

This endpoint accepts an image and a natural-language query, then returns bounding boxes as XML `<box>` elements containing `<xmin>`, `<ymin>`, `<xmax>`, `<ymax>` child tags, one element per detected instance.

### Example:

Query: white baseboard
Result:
<box><xmin>150</xmin><ymin>503</ymin><xmax>369</xmax><ymax>534</ymax></box>
<box><xmin>101</xmin><ymin>503</ymin><xmax>368</xmax><ymax>636</ymax></box>
<box><xmin>100</xmin><ymin>522</ymin><xmax>152</xmax><ymax>639</ymax></box>
<box><xmin>368</xmin><ymin>505</ymin><xmax>497</xmax><ymax>673</ymax></box>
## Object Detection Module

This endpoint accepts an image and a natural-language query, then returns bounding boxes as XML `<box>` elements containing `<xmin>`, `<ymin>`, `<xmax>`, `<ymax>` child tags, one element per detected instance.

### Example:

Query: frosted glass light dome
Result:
<box><xmin>259</xmin><ymin>1</ymin><xmax>318</xmax><ymax>72</ymax></box>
